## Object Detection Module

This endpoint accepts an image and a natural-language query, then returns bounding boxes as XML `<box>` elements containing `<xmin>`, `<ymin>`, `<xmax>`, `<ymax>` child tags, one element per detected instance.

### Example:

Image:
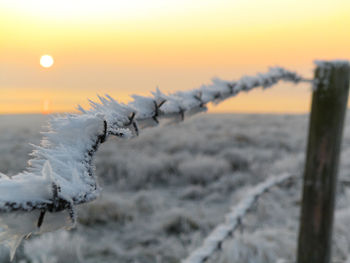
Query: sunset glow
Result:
<box><xmin>42</xmin><ymin>99</ymin><xmax>51</xmax><ymax>114</ymax></box>
<box><xmin>1</xmin><ymin>0</ymin><xmax>349</xmax><ymax>114</ymax></box>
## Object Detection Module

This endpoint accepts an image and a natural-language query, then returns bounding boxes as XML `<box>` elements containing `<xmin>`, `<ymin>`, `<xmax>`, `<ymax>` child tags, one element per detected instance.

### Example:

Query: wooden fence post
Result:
<box><xmin>297</xmin><ymin>61</ymin><xmax>350</xmax><ymax>263</ymax></box>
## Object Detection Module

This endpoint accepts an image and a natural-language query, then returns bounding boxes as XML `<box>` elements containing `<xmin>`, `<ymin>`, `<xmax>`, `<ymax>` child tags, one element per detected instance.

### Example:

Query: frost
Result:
<box><xmin>0</xmin><ymin>209</ymin><xmax>72</xmax><ymax>261</ymax></box>
<box><xmin>182</xmin><ymin>173</ymin><xmax>295</xmax><ymax>263</ymax></box>
<box><xmin>178</xmin><ymin>156</ymin><xmax>231</xmax><ymax>185</ymax></box>
<box><xmin>314</xmin><ymin>59</ymin><xmax>350</xmax><ymax>69</ymax></box>
<box><xmin>23</xmin><ymin>230</ymin><xmax>84</xmax><ymax>263</ymax></box>
<box><xmin>312</xmin><ymin>60</ymin><xmax>350</xmax><ymax>90</ymax></box>
<box><xmin>0</xmin><ymin>67</ymin><xmax>306</xmax><ymax>259</ymax></box>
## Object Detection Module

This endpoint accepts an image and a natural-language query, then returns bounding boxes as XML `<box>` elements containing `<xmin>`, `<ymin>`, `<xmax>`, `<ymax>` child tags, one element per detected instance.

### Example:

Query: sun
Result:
<box><xmin>40</xmin><ymin>55</ymin><xmax>54</xmax><ymax>68</ymax></box>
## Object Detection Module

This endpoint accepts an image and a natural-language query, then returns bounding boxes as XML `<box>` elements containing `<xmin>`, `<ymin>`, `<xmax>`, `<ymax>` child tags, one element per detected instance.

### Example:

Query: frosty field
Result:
<box><xmin>1</xmin><ymin>112</ymin><xmax>350</xmax><ymax>263</ymax></box>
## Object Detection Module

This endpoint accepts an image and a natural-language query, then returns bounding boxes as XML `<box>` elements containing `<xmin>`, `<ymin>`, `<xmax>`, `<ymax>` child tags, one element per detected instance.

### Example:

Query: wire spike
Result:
<box><xmin>132</xmin><ymin>122</ymin><xmax>139</xmax><ymax>136</ymax></box>
<box><xmin>37</xmin><ymin>210</ymin><xmax>46</xmax><ymax>228</ymax></box>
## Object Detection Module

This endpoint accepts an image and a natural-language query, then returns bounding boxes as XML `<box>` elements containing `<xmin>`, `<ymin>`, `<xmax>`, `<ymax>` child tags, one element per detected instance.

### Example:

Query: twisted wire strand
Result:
<box><xmin>182</xmin><ymin>172</ymin><xmax>297</xmax><ymax>263</ymax></box>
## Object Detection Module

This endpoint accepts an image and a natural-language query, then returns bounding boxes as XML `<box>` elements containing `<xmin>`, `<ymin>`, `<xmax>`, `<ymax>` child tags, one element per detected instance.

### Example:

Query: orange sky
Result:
<box><xmin>1</xmin><ymin>0</ymin><xmax>349</xmax><ymax>114</ymax></box>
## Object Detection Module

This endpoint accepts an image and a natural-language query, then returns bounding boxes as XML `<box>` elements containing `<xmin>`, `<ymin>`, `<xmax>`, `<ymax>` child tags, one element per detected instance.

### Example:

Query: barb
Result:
<box><xmin>37</xmin><ymin>210</ymin><xmax>45</xmax><ymax>228</ymax></box>
<box><xmin>182</xmin><ymin>172</ymin><xmax>297</xmax><ymax>263</ymax></box>
<box><xmin>193</xmin><ymin>92</ymin><xmax>205</xmax><ymax>108</ymax></box>
<box><xmin>179</xmin><ymin>107</ymin><xmax>185</xmax><ymax>121</ymax></box>
<box><xmin>125</xmin><ymin>112</ymin><xmax>139</xmax><ymax>136</ymax></box>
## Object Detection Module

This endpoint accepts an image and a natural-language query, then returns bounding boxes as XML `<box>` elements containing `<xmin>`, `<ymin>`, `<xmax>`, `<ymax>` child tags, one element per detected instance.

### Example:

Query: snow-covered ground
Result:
<box><xmin>1</xmin><ymin>112</ymin><xmax>350</xmax><ymax>263</ymax></box>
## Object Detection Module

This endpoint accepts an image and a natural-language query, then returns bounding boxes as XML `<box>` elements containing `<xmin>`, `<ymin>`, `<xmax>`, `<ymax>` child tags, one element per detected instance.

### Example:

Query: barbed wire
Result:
<box><xmin>0</xmin><ymin>67</ymin><xmax>307</xmax><ymax>214</ymax></box>
<box><xmin>182</xmin><ymin>172</ymin><xmax>297</xmax><ymax>263</ymax></box>
<box><xmin>0</xmin><ymin>67</ymin><xmax>308</xmax><ymax>258</ymax></box>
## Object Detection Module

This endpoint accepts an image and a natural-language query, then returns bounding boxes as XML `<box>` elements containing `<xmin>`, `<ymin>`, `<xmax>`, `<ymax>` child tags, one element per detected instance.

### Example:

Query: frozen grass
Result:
<box><xmin>1</xmin><ymin>112</ymin><xmax>350</xmax><ymax>262</ymax></box>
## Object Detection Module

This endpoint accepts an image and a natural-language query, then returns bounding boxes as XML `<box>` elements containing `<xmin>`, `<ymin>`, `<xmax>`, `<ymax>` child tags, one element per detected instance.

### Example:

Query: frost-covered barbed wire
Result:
<box><xmin>0</xmin><ymin>67</ymin><xmax>307</xmax><ymax>259</ymax></box>
<box><xmin>182</xmin><ymin>172</ymin><xmax>297</xmax><ymax>263</ymax></box>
